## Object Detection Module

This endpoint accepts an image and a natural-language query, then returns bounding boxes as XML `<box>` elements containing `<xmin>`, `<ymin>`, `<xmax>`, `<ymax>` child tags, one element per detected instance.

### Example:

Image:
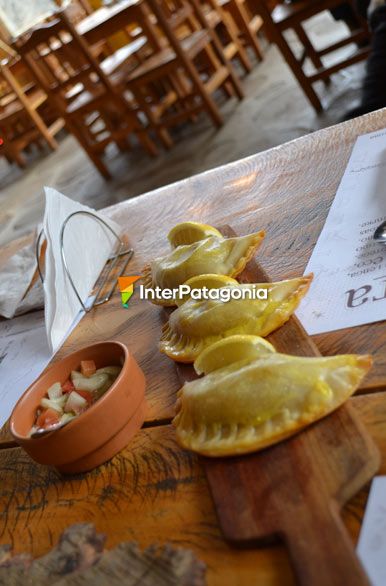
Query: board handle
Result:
<box><xmin>284</xmin><ymin>501</ymin><xmax>370</xmax><ymax>586</ymax></box>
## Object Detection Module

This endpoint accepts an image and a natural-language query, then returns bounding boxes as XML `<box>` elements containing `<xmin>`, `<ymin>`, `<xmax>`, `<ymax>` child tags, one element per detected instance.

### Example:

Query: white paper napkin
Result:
<box><xmin>0</xmin><ymin>234</ymin><xmax>44</xmax><ymax>318</ymax></box>
<box><xmin>43</xmin><ymin>187</ymin><xmax>122</xmax><ymax>353</ymax></box>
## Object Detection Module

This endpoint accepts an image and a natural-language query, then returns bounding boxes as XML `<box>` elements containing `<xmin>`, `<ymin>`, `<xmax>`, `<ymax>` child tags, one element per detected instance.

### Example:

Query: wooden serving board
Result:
<box><xmin>176</xmin><ymin>227</ymin><xmax>380</xmax><ymax>586</ymax></box>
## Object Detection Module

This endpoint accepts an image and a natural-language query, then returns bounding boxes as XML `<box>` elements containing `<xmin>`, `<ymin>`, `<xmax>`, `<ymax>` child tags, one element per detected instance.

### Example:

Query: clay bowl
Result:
<box><xmin>10</xmin><ymin>341</ymin><xmax>147</xmax><ymax>474</ymax></box>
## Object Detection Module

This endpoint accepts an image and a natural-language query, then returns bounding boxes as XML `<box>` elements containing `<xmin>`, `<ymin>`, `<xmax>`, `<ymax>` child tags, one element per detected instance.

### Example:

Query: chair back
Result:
<box><xmin>150</xmin><ymin>0</ymin><xmax>205</xmax><ymax>38</ymax></box>
<box><xmin>0</xmin><ymin>70</ymin><xmax>13</xmax><ymax>106</ymax></box>
<box><xmin>15</xmin><ymin>12</ymin><xmax>113</xmax><ymax>111</ymax></box>
<box><xmin>65</xmin><ymin>0</ymin><xmax>93</xmax><ymax>25</ymax></box>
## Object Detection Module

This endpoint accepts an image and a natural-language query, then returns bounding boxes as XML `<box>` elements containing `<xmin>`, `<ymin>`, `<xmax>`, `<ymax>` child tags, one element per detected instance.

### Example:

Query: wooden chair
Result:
<box><xmin>0</xmin><ymin>58</ymin><xmax>64</xmax><ymax>167</ymax></box>
<box><xmin>112</xmin><ymin>0</ymin><xmax>245</xmax><ymax>147</ymax></box>
<box><xmin>52</xmin><ymin>0</ymin><xmax>93</xmax><ymax>17</ymax></box>
<box><xmin>197</xmin><ymin>0</ymin><xmax>254</xmax><ymax>73</ymax></box>
<box><xmin>253</xmin><ymin>0</ymin><xmax>370</xmax><ymax>111</ymax></box>
<box><xmin>57</xmin><ymin>0</ymin><xmax>114</xmax><ymax>61</ymax></box>
<box><xmin>14</xmin><ymin>11</ymin><xmax>158</xmax><ymax>179</ymax></box>
<box><xmin>219</xmin><ymin>0</ymin><xmax>264</xmax><ymax>61</ymax></box>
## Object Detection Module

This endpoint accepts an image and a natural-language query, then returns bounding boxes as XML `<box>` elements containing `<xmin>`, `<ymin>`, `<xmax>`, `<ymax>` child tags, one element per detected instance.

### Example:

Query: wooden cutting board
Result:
<box><xmin>176</xmin><ymin>227</ymin><xmax>380</xmax><ymax>586</ymax></box>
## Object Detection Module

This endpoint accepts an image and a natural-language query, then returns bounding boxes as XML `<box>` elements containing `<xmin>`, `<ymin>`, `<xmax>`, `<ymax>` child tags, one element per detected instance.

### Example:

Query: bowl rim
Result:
<box><xmin>10</xmin><ymin>340</ymin><xmax>130</xmax><ymax>441</ymax></box>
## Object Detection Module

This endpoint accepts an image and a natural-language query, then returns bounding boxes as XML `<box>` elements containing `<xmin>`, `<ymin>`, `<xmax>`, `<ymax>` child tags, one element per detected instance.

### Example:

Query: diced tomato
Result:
<box><xmin>36</xmin><ymin>408</ymin><xmax>60</xmax><ymax>429</ymax></box>
<box><xmin>80</xmin><ymin>360</ymin><xmax>96</xmax><ymax>377</ymax></box>
<box><xmin>74</xmin><ymin>389</ymin><xmax>93</xmax><ymax>405</ymax></box>
<box><xmin>62</xmin><ymin>379</ymin><xmax>75</xmax><ymax>393</ymax></box>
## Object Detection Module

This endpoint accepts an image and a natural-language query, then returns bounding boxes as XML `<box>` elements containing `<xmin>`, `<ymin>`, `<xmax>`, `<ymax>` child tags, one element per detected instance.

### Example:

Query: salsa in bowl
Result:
<box><xmin>10</xmin><ymin>341</ymin><xmax>147</xmax><ymax>474</ymax></box>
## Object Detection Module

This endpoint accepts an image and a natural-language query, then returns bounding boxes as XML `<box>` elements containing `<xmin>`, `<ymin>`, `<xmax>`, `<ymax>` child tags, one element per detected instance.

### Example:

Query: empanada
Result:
<box><xmin>173</xmin><ymin>336</ymin><xmax>372</xmax><ymax>456</ymax></box>
<box><xmin>142</xmin><ymin>227</ymin><xmax>265</xmax><ymax>306</ymax></box>
<box><xmin>168</xmin><ymin>221</ymin><xmax>223</xmax><ymax>248</ymax></box>
<box><xmin>160</xmin><ymin>275</ymin><xmax>312</xmax><ymax>362</ymax></box>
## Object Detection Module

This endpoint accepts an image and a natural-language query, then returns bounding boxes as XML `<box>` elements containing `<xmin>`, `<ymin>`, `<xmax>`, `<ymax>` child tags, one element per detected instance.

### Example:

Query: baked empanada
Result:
<box><xmin>173</xmin><ymin>336</ymin><xmax>372</xmax><ymax>456</ymax></box>
<box><xmin>160</xmin><ymin>275</ymin><xmax>312</xmax><ymax>362</ymax></box>
<box><xmin>142</xmin><ymin>227</ymin><xmax>265</xmax><ymax>306</ymax></box>
<box><xmin>168</xmin><ymin>221</ymin><xmax>223</xmax><ymax>248</ymax></box>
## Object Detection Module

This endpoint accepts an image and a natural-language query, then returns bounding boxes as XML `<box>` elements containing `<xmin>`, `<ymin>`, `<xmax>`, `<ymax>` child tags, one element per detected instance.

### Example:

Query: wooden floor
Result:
<box><xmin>0</xmin><ymin>12</ymin><xmax>366</xmax><ymax>246</ymax></box>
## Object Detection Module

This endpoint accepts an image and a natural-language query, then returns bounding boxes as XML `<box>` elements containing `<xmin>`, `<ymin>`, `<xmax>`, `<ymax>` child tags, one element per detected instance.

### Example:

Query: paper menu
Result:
<box><xmin>357</xmin><ymin>476</ymin><xmax>386</xmax><ymax>586</ymax></box>
<box><xmin>297</xmin><ymin>128</ymin><xmax>386</xmax><ymax>335</ymax></box>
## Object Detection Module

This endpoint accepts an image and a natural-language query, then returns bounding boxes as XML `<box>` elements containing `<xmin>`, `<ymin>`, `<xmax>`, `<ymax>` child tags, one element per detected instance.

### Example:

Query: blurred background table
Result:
<box><xmin>76</xmin><ymin>0</ymin><xmax>163</xmax><ymax>50</ymax></box>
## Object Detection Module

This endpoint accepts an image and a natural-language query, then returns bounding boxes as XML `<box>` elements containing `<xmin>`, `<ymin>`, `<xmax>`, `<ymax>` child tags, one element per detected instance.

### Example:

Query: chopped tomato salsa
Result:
<box><xmin>29</xmin><ymin>363</ymin><xmax>121</xmax><ymax>437</ymax></box>
<box><xmin>62</xmin><ymin>379</ymin><xmax>75</xmax><ymax>393</ymax></box>
<box><xmin>36</xmin><ymin>408</ymin><xmax>60</xmax><ymax>429</ymax></box>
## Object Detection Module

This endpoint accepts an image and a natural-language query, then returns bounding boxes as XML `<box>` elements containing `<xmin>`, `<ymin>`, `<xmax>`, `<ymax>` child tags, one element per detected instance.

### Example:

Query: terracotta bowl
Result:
<box><xmin>10</xmin><ymin>341</ymin><xmax>147</xmax><ymax>474</ymax></box>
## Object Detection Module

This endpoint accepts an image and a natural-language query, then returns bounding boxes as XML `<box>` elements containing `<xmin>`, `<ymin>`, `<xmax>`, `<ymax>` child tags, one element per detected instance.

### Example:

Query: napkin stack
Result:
<box><xmin>0</xmin><ymin>187</ymin><xmax>122</xmax><ymax>353</ymax></box>
<box><xmin>0</xmin><ymin>230</ymin><xmax>45</xmax><ymax>319</ymax></box>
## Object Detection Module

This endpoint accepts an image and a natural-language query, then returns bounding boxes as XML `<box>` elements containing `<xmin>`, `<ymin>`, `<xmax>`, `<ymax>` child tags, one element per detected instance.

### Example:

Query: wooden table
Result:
<box><xmin>1</xmin><ymin>110</ymin><xmax>386</xmax><ymax>585</ymax></box>
<box><xmin>76</xmin><ymin>0</ymin><xmax>163</xmax><ymax>51</ymax></box>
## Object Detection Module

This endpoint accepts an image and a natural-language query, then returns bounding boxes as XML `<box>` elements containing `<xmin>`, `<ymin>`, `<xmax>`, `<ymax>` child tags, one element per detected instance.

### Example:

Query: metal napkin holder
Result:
<box><xmin>36</xmin><ymin>210</ymin><xmax>133</xmax><ymax>312</ymax></box>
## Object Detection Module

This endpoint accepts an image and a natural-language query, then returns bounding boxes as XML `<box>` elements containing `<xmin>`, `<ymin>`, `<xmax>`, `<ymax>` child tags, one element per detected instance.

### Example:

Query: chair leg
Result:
<box><xmin>85</xmin><ymin>149</ymin><xmax>112</xmax><ymax>179</ymax></box>
<box><xmin>158</xmin><ymin>127</ymin><xmax>174</xmax><ymax>149</ymax></box>
<box><xmin>205</xmin><ymin>30</ymin><xmax>244</xmax><ymax>100</ymax></box>
<box><xmin>116</xmin><ymin>137</ymin><xmax>131</xmax><ymax>152</ymax></box>
<box><xmin>233</xmin><ymin>41</ymin><xmax>253</xmax><ymax>74</ymax></box>
<box><xmin>1</xmin><ymin>63</ymin><xmax>59</xmax><ymax>152</ymax></box>
<box><xmin>254</xmin><ymin>1</ymin><xmax>323</xmax><ymax>112</ymax></box>
<box><xmin>219</xmin><ymin>11</ymin><xmax>253</xmax><ymax>73</ymax></box>
<box><xmin>199</xmin><ymin>85</ymin><xmax>224</xmax><ymax>127</ymax></box>
<box><xmin>130</xmin><ymin>87</ymin><xmax>165</xmax><ymax>152</ymax></box>
<box><xmin>137</xmin><ymin>129</ymin><xmax>159</xmax><ymax>156</ymax></box>
<box><xmin>278</xmin><ymin>32</ymin><xmax>323</xmax><ymax>111</ymax></box>
<box><xmin>66</xmin><ymin>119</ymin><xmax>112</xmax><ymax>179</ymax></box>
<box><xmin>13</xmin><ymin>150</ymin><xmax>27</xmax><ymax>169</ymax></box>
<box><xmin>170</xmin><ymin>73</ymin><xmax>198</xmax><ymax>124</ymax></box>
<box><xmin>171</xmin><ymin>55</ymin><xmax>225</xmax><ymax>127</ymax></box>
<box><xmin>232</xmin><ymin>0</ymin><xmax>264</xmax><ymax>61</ymax></box>
<box><xmin>187</xmin><ymin>46</ymin><xmax>227</xmax><ymax>120</ymax></box>
<box><xmin>223</xmin><ymin>80</ymin><xmax>235</xmax><ymax>98</ymax></box>
<box><xmin>222</xmin><ymin>60</ymin><xmax>244</xmax><ymax>101</ymax></box>
<box><xmin>294</xmin><ymin>24</ymin><xmax>331</xmax><ymax>86</ymax></box>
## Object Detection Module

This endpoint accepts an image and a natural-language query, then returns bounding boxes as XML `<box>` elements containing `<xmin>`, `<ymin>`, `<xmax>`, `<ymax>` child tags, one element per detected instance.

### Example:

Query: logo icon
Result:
<box><xmin>118</xmin><ymin>276</ymin><xmax>141</xmax><ymax>308</ymax></box>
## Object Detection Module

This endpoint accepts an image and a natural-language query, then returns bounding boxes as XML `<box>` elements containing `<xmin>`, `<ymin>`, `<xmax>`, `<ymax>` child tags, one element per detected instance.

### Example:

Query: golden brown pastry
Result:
<box><xmin>173</xmin><ymin>335</ymin><xmax>372</xmax><ymax>456</ymax></box>
<box><xmin>142</xmin><ymin>222</ymin><xmax>265</xmax><ymax>306</ymax></box>
<box><xmin>160</xmin><ymin>274</ymin><xmax>312</xmax><ymax>362</ymax></box>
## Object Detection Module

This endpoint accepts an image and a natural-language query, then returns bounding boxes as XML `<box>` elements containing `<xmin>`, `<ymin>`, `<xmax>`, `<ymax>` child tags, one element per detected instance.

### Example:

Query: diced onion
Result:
<box><xmin>31</xmin><ymin>364</ymin><xmax>121</xmax><ymax>438</ymax></box>
<box><xmin>40</xmin><ymin>396</ymin><xmax>67</xmax><ymax>413</ymax></box>
<box><xmin>96</xmin><ymin>366</ymin><xmax>121</xmax><ymax>377</ymax></box>
<box><xmin>60</xmin><ymin>412</ymin><xmax>76</xmax><ymax>424</ymax></box>
<box><xmin>47</xmin><ymin>382</ymin><xmax>62</xmax><ymax>400</ymax></box>
<box><xmin>94</xmin><ymin>379</ymin><xmax>112</xmax><ymax>399</ymax></box>
<box><xmin>73</xmin><ymin>373</ymin><xmax>109</xmax><ymax>392</ymax></box>
<box><xmin>64</xmin><ymin>391</ymin><xmax>87</xmax><ymax>414</ymax></box>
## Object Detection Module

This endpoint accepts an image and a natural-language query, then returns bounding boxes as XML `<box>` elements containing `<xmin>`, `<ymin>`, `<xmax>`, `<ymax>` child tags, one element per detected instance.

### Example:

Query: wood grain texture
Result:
<box><xmin>1</xmin><ymin>111</ymin><xmax>386</xmax><ymax>447</ymax></box>
<box><xmin>0</xmin><ymin>523</ymin><xmax>207</xmax><ymax>586</ymax></box>
<box><xmin>175</xmin><ymin>228</ymin><xmax>379</xmax><ymax>586</ymax></box>
<box><xmin>79</xmin><ymin>109</ymin><xmax>386</xmax><ymax>396</ymax></box>
<box><xmin>0</xmin><ymin>73</ymin><xmax>385</xmax><ymax>586</ymax></box>
<box><xmin>204</xmin><ymin>404</ymin><xmax>378</xmax><ymax>586</ymax></box>
<box><xmin>0</xmin><ymin>392</ymin><xmax>385</xmax><ymax>586</ymax></box>
<box><xmin>0</xmin><ymin>425</ymin><xmax>296</xmax><ymax>586</ymax></box>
